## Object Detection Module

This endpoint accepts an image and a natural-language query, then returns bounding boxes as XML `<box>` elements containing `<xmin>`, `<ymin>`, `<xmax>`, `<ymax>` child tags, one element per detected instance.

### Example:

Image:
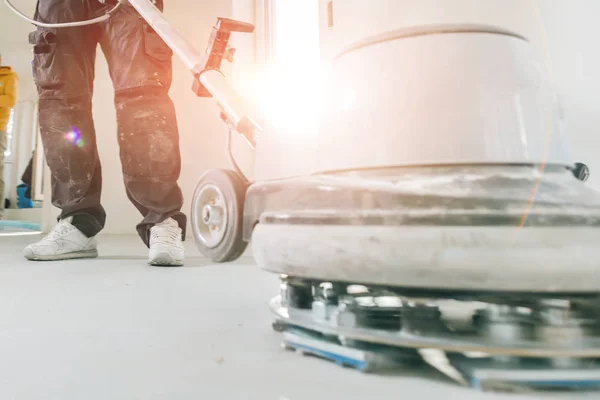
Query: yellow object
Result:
<box><xmin>0</xmin><ymin>66</ymin><xmax>17</xmax><ymax>131</ymax></box>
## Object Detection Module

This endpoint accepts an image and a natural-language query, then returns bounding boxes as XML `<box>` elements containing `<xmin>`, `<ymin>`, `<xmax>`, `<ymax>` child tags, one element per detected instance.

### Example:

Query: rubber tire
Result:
<box><xmin>191</xmin><ymin>169</ymin><xmax>248</xmax><ymax>263</ymax></box>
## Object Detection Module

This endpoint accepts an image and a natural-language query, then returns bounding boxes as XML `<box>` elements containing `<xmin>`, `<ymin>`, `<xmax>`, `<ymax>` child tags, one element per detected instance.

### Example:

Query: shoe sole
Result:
<box><xmin>148</xmin><ymin>251</ymin><xmax>184</xmax><ymax>267</ymax></box>
<box><xmin>24</xmin><ymin>249</ymin><xmax>99</xmax><ymax>261</ymax></box>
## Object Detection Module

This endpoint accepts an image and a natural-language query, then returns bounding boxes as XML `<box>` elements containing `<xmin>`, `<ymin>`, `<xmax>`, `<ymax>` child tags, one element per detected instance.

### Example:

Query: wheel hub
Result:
<box><xmin>202</xmin><ymin>204</ymin><xmax>224</xmax><ymax>226</ymax></box>
<box><xmin>193</xmin><ymin>184</ymin><xmax>229</xmax><ymax>249</ymax></box>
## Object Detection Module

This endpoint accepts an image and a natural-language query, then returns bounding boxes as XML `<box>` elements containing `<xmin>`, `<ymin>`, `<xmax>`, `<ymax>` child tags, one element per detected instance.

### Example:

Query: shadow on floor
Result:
<box><xmin>97</xmin><ymin>255</ymin><xmax>217</xmax><ymax>266</ymax></box>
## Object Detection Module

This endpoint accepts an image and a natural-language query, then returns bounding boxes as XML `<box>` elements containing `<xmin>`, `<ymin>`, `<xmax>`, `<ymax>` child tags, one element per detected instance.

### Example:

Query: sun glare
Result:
<box><xmin>234</xmin><ymin>1</ymin><xmax>356</xmax><ymax>134</ymax></box>
<box><xmin>250</xmin><ymin>0</ymin><xmax>327</xmax><ymax>133</ymax></box>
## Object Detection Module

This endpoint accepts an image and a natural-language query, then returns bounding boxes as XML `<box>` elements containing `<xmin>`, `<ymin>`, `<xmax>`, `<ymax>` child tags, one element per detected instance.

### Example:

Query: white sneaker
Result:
<box><xmin>148</xmin><ymin>218</ymin><xmax>184</xmax><ymax>266</ymax></box>
<box><xmin>24</xmin><ymin>217</ymin><xmax>98</xmax><ymax>261</ymax></box>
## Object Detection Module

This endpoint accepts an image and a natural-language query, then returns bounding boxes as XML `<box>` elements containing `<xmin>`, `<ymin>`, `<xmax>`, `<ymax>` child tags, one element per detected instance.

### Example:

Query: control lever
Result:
<box><xmin>192</xmin><ymin>17</ymin><xmax>255</xmax><ymax>97</ymax></box>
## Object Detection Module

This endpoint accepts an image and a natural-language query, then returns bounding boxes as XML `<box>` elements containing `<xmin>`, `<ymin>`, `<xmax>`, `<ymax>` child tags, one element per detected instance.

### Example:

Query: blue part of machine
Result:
<box><xmin>281</xmin><ymin>325</ymin><xmax>600</xmax><ymax>392</ymax></box>
<box><xmin>519</xmin><ymin>381</ymin><xmax>600</xmax><ymax>389</ymax></box>
<box><xmin>468</xmin><ymin>375</ymin><xmax>600</xmax><ymax>391</ymax></box>
<box><xmin>467</xmin><ymin>373</ymin><xmax>600</xmax><ymax>391</ymax></box>
<box><xmin>281</xmin><ymin>326</ymin><xmax>414</xmax><ymax>373</ymax></box>
<box><xmin>284</xmin><ymin>341</ymin><xmax>370</xmax><ymax>372</ymax></box>
<box><xmin>450</xmin><ymin>355</ymin><xmax>600</xmax><ymax>392</ymax></box>
<box><xmin>16</xmin><ymin>184</ymin><xmax>33</xmax><ymax>209</ymax></box>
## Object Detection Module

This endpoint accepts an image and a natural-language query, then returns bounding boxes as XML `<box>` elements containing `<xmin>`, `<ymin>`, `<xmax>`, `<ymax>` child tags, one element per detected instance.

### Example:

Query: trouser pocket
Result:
<box><xmin>143</xmin><ymin>24</ymin><xmax>173</xmax><ymax>62</ymax></box>
<box><xmin>29</xmin><ymin>29</ymin><xmax>63</xmax><ymax>90</ymax></box>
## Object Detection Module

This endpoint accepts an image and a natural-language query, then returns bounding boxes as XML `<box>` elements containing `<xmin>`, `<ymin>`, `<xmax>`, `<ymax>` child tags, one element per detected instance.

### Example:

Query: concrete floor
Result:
<box><xmin>0</xmin><ymin>233</ymin><xmax>598</xmax><ymax>400</ymax></box>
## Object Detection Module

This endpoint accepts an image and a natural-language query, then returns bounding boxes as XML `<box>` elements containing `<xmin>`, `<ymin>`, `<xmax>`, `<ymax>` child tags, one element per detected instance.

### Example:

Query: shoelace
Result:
<box><xmin>44</xmin><ymin>223</ymin><xmax>74</xmax><ymax>241</ymax></box>
<box><xmin>151</xmin><ymin>227</ymin><xmax>181</xmax><ymax>243</ymax></box>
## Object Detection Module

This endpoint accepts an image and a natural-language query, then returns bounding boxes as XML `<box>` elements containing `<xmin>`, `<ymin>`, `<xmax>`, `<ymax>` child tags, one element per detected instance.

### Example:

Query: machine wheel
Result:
<box><xmin>191</xmin><ymin>169</ymin><xmax>248</xmax><ymax>263</ymax></box>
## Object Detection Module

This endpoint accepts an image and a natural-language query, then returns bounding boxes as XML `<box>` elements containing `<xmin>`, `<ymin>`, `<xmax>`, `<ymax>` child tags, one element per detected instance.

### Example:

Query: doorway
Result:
<box><xmin>1</xmin><ymin>100</ymin><xmax>43</xmax><ymax>236</ymax></box>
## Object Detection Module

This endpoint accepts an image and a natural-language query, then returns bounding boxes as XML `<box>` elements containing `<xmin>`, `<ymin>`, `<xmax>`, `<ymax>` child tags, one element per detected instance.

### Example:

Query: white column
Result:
<box><xmin>7</xmin><ymin>100</ymin><xmax>35</xmax><ymax>207</ymax></box>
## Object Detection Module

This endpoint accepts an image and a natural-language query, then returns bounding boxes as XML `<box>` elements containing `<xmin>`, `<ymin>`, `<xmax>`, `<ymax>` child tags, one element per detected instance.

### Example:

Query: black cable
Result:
<box><xmin>226</xmin><ymin>122</ymin><xmax>249</xmax><ymax>184</ymax></box>
<box><xmin>5</xmin><ymin>0</ymin><xmax>122</xmax><ymax>28</ymax></box>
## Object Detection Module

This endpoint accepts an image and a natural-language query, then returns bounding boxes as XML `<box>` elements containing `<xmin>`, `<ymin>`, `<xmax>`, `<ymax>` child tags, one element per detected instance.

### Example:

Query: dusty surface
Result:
<box><xmin>0</xmin><ymin>233</ymin><xmax>597</xmax><ymax>400</ymax></box>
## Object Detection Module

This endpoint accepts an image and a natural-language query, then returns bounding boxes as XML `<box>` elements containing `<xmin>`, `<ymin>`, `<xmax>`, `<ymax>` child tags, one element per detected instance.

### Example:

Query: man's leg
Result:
<box><xmin>99</xmin><ymin>2</ymin><xmax>186</xmax><ymax>263</ymax></box>
<box><xmin>0</xmin><ymin>130</ymin><xmax>6</xmax><ymax>219</ymax></box>
<box><xmin>24</xmin><ymin>0</ymin><xmax>102</xmax><ymax>260</ymax></box>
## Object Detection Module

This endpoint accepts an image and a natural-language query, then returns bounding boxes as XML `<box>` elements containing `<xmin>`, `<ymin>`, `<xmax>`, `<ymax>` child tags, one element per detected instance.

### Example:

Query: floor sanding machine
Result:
<box><xmin>7</xmin><ymin>0</ymin><xmax>600</xmax><ymax>392</ymax></box>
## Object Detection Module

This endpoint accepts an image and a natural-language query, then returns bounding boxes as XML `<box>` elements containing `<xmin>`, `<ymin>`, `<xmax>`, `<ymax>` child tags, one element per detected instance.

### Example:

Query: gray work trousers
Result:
<box><xmin>32</xmin><ymin>0</ymin><xmax>186</xmax><ymax>246</ymax></box>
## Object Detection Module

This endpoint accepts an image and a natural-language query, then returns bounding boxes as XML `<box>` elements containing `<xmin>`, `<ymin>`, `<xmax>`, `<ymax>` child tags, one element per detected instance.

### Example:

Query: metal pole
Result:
<box><xmin>199</xmin><ymin>69</ymin><xmax>262</xmax><ymax>147</ymax></box>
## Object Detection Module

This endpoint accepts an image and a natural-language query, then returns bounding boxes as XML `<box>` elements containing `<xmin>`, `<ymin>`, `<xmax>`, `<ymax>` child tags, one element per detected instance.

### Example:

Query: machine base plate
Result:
<box><xmin>270</xmin><ymin>296</ymin><xmax>600</xmax><ymax>358</ymax></box>
<box><xmin>277</xmin><ymin>323</ymin><xmax>600</xmax><ymax>392</ymax></box>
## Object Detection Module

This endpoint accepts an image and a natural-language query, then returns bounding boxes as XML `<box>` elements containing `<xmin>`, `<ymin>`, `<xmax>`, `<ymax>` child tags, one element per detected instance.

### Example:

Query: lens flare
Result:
<box><xmin>64</xmin><ymin>127</ymin><xmax>85</xmax><ymax>147</ymax></box>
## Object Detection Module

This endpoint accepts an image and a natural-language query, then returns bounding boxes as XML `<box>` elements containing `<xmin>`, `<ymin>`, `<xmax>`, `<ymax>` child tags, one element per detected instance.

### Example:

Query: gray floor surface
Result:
<box><xmin>0</xmin><ymin>233</ymin><xmax>597</xmax><ymax>400</ymax></box>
